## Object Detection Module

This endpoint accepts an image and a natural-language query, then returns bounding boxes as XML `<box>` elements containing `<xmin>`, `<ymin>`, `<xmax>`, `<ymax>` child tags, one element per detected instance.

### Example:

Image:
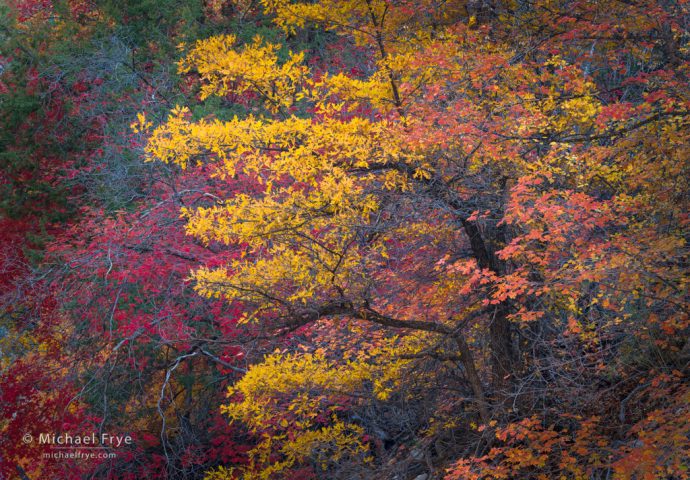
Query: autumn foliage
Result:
<box><xmin>1</xmin><ymin>0</ymin><xmax>689</xmax><ymax>479</ymax></box>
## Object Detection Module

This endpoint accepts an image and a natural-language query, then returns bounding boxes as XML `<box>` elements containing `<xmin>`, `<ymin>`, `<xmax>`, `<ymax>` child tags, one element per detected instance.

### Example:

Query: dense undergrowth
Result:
<box><xmin>0</xmin><ymin>1</ymin><xmax>688</xmax><ymax>479</ymax></box>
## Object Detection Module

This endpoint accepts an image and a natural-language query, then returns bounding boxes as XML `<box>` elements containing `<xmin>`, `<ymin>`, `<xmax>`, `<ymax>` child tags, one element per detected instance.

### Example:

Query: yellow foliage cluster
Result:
<box><xmin>146</xmin><ymin>104</ymin><xmax>419</xmax><ymax>310</ymax></box>
<box><xmin>179</xmin><ymin>34</ymin><xmax>308</xmax><ymax>111</ymax></box>
<box><xmin>215</xmin><ymin>340</ymin><xmax>415</xmax><ymax>478</ymax></box>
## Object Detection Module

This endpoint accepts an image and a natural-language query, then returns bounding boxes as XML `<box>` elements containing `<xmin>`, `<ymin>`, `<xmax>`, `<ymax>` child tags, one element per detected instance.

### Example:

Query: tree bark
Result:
<box><xmin>461</xmin><ymin>218</ymin><xmax>514</xmax><ymax>391</ymax></box>
<box><xmin>454</xmin><ymin>334</ymin><xmax>491</xmax><ymax>423</ymax></box>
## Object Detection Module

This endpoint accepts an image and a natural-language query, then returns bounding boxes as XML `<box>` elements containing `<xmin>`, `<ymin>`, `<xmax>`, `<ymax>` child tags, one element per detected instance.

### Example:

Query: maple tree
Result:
<box><xmin>146</xmin><ymin>0</ymin><xmax>689</xmax><ymax>478</ymax></box>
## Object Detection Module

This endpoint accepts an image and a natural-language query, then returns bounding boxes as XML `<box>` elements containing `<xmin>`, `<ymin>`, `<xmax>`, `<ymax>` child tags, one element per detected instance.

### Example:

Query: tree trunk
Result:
<box><xmin>461</xmin><ymin>218</ymin><xmax>514</xmax><ymax>392</ymax></box>
<box><xmin>454</xmin><ymin>334</ymin><xmax>491</xmax><ymax>423</ymax></box>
